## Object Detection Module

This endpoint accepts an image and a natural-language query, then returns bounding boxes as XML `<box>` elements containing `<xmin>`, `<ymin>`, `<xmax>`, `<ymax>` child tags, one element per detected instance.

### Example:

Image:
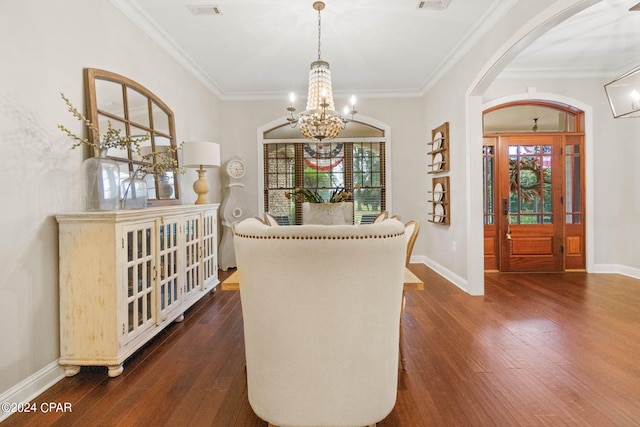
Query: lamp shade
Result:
<box><xmin>604</xmin><ymin>65</ymin><xmax>640</xmax><ymax>118</ymax></box>
<box><xmin>182</xmin><ymin>141</ymin><xmax>221</xmax><ymax>168</ymax></box>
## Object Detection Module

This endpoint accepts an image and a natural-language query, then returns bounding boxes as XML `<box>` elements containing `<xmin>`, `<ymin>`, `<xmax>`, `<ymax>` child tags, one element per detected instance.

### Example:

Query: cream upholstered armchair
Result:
<box><xmin>233</xmin><ymin>218</ymin><xmax>406</xmax><ymax>427</ymax></box>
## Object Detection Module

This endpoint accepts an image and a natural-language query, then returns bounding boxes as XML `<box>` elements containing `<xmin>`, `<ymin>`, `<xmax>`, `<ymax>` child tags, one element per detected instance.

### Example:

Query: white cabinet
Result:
<box><xmin>56</xmin><ymin>204</ymin><xmax>219</xmax><ymax>377</ymax></box>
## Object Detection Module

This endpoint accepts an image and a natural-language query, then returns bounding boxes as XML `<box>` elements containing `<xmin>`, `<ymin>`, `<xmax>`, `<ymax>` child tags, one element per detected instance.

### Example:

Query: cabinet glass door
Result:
<box><xmin>125</xmin><ymin>223</ymin><xmax>155</xmax><ymax>339</ymax></box>
<box><xmin>184</xmin><ymin>215</ymin><xmax>201</xmax><ymax>298</ymax></box>
<box><xmin>202</xmin><ymin>210</ymin><xmax>217</xmax><ymax>289</ymax></box>
<box><xmin>157</xmin><ymin>219</ymin><xmax>181</xmax><ymax>321</ymax></box>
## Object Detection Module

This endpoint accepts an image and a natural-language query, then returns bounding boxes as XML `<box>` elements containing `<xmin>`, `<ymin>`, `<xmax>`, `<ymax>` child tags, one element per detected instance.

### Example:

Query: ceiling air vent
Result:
<box><xmin>417</xmin><ymin>0</ymin><xmax>452</xmax><ymax>10</ymax></box>
<box><xmin>188</xmin><ymin>5</ymin><xmax>222</xmax><ymax>16</ymax></box>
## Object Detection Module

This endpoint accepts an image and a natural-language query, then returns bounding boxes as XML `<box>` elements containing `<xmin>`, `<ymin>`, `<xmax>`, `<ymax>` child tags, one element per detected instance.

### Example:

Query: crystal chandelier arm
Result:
<box><xmin>287</xmin><ymin>92</ymin><xmax>298</xmax><ymax>127</ymax></box>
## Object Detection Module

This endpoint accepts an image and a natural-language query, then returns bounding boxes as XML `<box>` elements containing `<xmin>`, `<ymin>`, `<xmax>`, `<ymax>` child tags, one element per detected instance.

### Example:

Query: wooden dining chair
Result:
<box><xmin>403</xmin><ymin>220</ymin><xmax>420</xmax><ymax>267</ymax></box>
<box><xmin>373</xmin><ymin>211</ymin><xmax>389</xmax><ymax>223</ymax></box>
<box><xmin>263</xmin><ymin>212</ymin><xmax>280</xmax><ymax>226</ymax></box>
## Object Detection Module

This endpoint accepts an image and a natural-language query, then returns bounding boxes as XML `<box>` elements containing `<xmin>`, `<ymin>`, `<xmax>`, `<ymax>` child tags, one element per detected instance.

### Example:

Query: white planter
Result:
<box><xmin>302</xmin><ymin>202</ymin><xmax>354</xmax><ymax>225</ymax></box>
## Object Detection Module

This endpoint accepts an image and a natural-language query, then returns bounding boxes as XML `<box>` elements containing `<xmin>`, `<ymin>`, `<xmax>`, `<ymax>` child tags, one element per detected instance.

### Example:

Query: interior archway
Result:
<box><xmin>465</xmin><ymin>0</ymin><xmax>600</xmax><ymax>295</ymax></box>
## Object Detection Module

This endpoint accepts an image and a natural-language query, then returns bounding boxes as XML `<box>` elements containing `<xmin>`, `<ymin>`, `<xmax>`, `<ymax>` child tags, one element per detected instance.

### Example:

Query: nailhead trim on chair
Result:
<box><xmin>234</xmin><ymin>232</ymin><xmax>405</xmax><ymax>240</ymax></box>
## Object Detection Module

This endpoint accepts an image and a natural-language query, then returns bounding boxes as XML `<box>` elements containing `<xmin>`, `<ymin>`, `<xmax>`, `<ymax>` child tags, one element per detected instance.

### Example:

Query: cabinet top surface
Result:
<box><xmin>56</xmin><ymin>203</ymin><xmax>220</xmax><ymax>223</ymax></box>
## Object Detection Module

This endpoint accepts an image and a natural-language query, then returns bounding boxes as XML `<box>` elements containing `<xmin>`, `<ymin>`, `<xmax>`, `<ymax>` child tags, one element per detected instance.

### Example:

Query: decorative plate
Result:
<box><xmin>433</xmin><ymin>152</ymin><xmax>443</xmax><ymax>171</ymax></box>
<box><xmin>434</xmin><ymin>203</ymin><xmax>445</xmax><ymax>222</ymax></box>
<box><xmin>432</xmin><ymin>131</ymin><xmax>443</xmax><ymax>150</ymax></box>
<box><xmin>433</xmin><ymin>183</ymin><xmax>443</xmax><ymax>201</ymax></box>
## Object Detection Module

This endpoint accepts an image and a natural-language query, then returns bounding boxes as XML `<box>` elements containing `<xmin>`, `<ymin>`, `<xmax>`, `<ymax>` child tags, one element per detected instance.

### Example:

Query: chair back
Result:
<box><xmin>263</xmin><ymin>212</ymin><xmax>280</xmax><ymax>226</ymax></box>
<box><xmin>372</xmin><ymin>211</ymin><xmax>389</xmax><ymax>223</ymax></box>
<box><xmin>233</xmin><ymin>218</ymin><xmax>406</xmax><ymax>427</ymax></box>
<box><xmin>404</xmin><ymin>220</ymin><xmax>420</xmax><ymax>266</ymax></box>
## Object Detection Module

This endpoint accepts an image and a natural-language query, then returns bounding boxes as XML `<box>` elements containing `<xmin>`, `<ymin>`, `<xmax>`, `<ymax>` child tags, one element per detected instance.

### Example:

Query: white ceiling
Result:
<box><xmin>501</xmin><ymin>0</ymin><xmax>640</xmax><ymax>79</ymax></box>
<box><xmin>113</xmin><ymin>0</ymin><xmax>640</xmax><ymax>100</ymax></box>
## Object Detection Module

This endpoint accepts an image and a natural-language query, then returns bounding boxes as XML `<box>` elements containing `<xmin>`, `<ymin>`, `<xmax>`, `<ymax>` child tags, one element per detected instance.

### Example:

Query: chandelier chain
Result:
<box><xmin>317</xmin><ymin>5</ymin><xmax>322</xmax><ymax>61</ymax></box>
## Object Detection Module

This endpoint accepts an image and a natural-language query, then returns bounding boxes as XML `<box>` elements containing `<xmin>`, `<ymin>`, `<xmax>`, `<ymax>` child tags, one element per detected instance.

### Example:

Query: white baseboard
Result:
<box><xmin>0</xmin><ymin>361</ymin><xmax>65</xmax><ymax>422</ymax></box>
<box><xmin>408</xmin><ymin>257</ymin><xmax>640</xmax><ymax>298</ymax></box>
<box><xmin>591</xmin><ymin>264</ymin><xmax>640</xmax><ymax>280</ymax></box>
<box><xmin>412</xmin><ymin>255</ymin><xmax>470</xmax><ymax>293</ymax></box>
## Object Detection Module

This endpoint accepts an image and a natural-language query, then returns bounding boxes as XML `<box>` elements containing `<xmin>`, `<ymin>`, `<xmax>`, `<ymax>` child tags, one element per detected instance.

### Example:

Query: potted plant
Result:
<box><xmin>286</xmin><ymin>186</ymin><xmax>358</xmax><ymax>225</ymax></box>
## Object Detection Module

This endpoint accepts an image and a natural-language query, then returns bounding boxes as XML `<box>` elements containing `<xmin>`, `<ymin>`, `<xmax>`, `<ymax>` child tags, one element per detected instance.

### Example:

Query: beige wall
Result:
<box><xmin>218</xmin><ymin>96</ymin><xmax>426</xmax><ymax>222</ymax></box>
<box><xmin>0</xmin><ymin>0</ymin><xmax>222</xmax><ymax>398</ymax></box>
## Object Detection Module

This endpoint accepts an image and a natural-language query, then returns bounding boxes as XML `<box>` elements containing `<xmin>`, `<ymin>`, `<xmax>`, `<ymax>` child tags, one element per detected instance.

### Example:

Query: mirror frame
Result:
<box><xmin>84</xmin><ymin>68</ymin><xmax>180</xmax><ymax>205</ymax></box>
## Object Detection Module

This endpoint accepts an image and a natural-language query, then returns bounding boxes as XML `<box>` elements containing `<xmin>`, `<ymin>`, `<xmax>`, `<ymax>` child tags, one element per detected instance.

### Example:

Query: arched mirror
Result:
<box><xmin>84</xmin><ymin>68</ymin><xmax>180</xmax><ymax>205</ymax></box>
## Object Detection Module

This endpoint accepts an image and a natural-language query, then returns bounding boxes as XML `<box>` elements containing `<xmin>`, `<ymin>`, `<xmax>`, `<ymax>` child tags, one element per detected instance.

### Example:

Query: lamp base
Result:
<box><xmin>193</xmin><ymin>168</ymin><xmax>209</xmax><ymax>204</ymax></box>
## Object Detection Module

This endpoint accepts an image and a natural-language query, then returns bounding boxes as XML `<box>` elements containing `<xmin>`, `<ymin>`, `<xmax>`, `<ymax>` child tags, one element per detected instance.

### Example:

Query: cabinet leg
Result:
<box><xmin>64</xmin><ymin>365</ymin><xmax>81</xmax><ymax>377</ymax></box>
<box><xmin>107</xmin><ymin>364</ymin><xmax>124</xmax><ymax>377</ymax></box>
<box><xmin>175</xmin><ymin>313</ymin><xmax>185</xmax><ymax>322</ymax></box>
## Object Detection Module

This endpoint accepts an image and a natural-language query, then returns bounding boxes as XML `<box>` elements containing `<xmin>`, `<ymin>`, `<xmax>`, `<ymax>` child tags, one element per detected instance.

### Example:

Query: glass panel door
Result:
<box><xmin>202</xmin><ymin>210</ymin><xmax>217</xmax><ymax>288</ymax></box>
<box><xmin>157</xmin><ymin>219</ymin><xmax>180</xmax><ymax>321</ymax></box>
<box><xmin>499</xmin><ymin>136</ymin><xmax>563</xmax><ymax>271</ymax></box>
<box><xmin>124</xmin><ymin>223</ymin><xmax>155</xmax><ymax>338</ymax></box>
<box><xmin>183</xmin><ymin>215</ymin><xmax>201</xmax><ymax>299</ymax></box>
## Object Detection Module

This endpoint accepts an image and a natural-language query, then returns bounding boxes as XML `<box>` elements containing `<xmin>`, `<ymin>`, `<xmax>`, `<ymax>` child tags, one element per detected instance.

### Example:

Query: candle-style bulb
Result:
<box><xmin>631</xmin><ymin>89</ymin><xmax>640</xmax><ymax>110</ymax></box>
<box><xmin>289</xmin><ymin>92</ymin><xmax>296</xmax><ymax>104</ymax></box>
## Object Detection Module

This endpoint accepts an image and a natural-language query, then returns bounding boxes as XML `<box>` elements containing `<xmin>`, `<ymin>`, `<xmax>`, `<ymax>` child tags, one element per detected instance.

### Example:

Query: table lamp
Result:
<box><xmin>181</xmin><ymin>141</ymin><xmax>221</xmax><ymax>204</ymax></box>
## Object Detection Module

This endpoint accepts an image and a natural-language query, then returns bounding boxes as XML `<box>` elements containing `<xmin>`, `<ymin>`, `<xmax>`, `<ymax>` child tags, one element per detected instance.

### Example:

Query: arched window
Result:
<box><xmin>262</xmin><ymin>120</ymin><xmax>388</xmax><ymax>225</ymax></box>
<box><xmin>483</xmin><ymin>100</ymin><xmax>583</xmax><ymax>133</ymax></box>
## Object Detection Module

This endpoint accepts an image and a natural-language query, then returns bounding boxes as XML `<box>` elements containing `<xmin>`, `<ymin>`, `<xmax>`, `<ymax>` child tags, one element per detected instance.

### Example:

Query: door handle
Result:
<box><xmin>503</xmin><ymin>198</ymin><xmax>512</xmax><ymax>239</ymax></box>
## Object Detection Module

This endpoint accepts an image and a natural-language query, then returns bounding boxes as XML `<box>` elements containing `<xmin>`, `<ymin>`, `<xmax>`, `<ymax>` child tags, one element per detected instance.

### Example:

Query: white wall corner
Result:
<box><xmin>416</xmin><ymin>256</ymin><xmax>472</xmax><ymax>295</ymax></box>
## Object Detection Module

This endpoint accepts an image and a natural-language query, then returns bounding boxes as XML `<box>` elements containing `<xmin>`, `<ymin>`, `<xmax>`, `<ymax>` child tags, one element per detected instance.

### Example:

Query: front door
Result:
<box><xmin>483</xmin><ymin>101</ymin><xmax>586</xmax><ymax>273</ymax></box>
<box><xmin>499</xmin><ymin>135</ymin><xmax>563</xmax><ymax>271</ymax></box>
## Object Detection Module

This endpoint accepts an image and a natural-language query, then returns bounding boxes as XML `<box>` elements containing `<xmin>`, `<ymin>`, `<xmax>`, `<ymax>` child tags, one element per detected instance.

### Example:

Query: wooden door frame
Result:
<box><xmin>483</xmin><ymin>101</ymin><xmax>586</xmax><ymax>272</ymax></box>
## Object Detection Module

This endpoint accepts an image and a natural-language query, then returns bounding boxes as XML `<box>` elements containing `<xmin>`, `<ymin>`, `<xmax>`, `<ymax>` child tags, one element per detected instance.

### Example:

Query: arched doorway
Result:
<box><xmin>462</xmin><ymin>1</ymin><xmax>598</xmax><ymax>294</ymax></box>
<box><xmin>482</xmin><ymin>101</ymin><xmax>586</xmax><ymax>272</ymax></box>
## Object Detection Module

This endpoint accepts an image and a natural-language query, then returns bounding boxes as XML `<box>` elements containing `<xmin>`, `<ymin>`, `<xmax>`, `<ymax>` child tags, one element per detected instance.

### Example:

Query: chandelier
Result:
<box><xmin>286</xmin><ymin>1</ymin><xmax>357</xmax><ymax>141</ymax></box>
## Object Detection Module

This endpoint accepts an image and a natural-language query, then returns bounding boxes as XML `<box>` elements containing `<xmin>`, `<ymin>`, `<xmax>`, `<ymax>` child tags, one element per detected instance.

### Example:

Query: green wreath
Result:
<box><xmin>509</xmin><ymin>157</ymin><xmax>542</xmax><ymax>202</ymax></box>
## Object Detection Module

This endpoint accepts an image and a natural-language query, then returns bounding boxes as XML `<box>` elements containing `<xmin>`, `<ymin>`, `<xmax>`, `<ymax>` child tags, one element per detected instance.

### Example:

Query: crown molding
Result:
<box><xmin>110</xmin><ymin>0</ymin><xmax>225</xmax><ymax>98</ymax></box>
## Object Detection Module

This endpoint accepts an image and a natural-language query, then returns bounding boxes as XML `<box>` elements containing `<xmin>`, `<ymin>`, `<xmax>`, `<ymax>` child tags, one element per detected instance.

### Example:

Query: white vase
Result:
<box><xmin>302</xmin><ymin>202</ymin><xmax>354</xmax><ymax>225</ymax></box>
<box><xmin>157</xmin><ymin>175</ymin><xmax>174</xmax><ymax>199</ymax></box>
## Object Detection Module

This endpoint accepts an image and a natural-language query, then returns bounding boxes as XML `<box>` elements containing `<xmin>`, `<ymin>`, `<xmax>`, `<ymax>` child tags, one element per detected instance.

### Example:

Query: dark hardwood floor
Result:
<box><xmin>3</xmin><ymin>265</ymin><xmax>640</xmax><ymax>426</ymax></box>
